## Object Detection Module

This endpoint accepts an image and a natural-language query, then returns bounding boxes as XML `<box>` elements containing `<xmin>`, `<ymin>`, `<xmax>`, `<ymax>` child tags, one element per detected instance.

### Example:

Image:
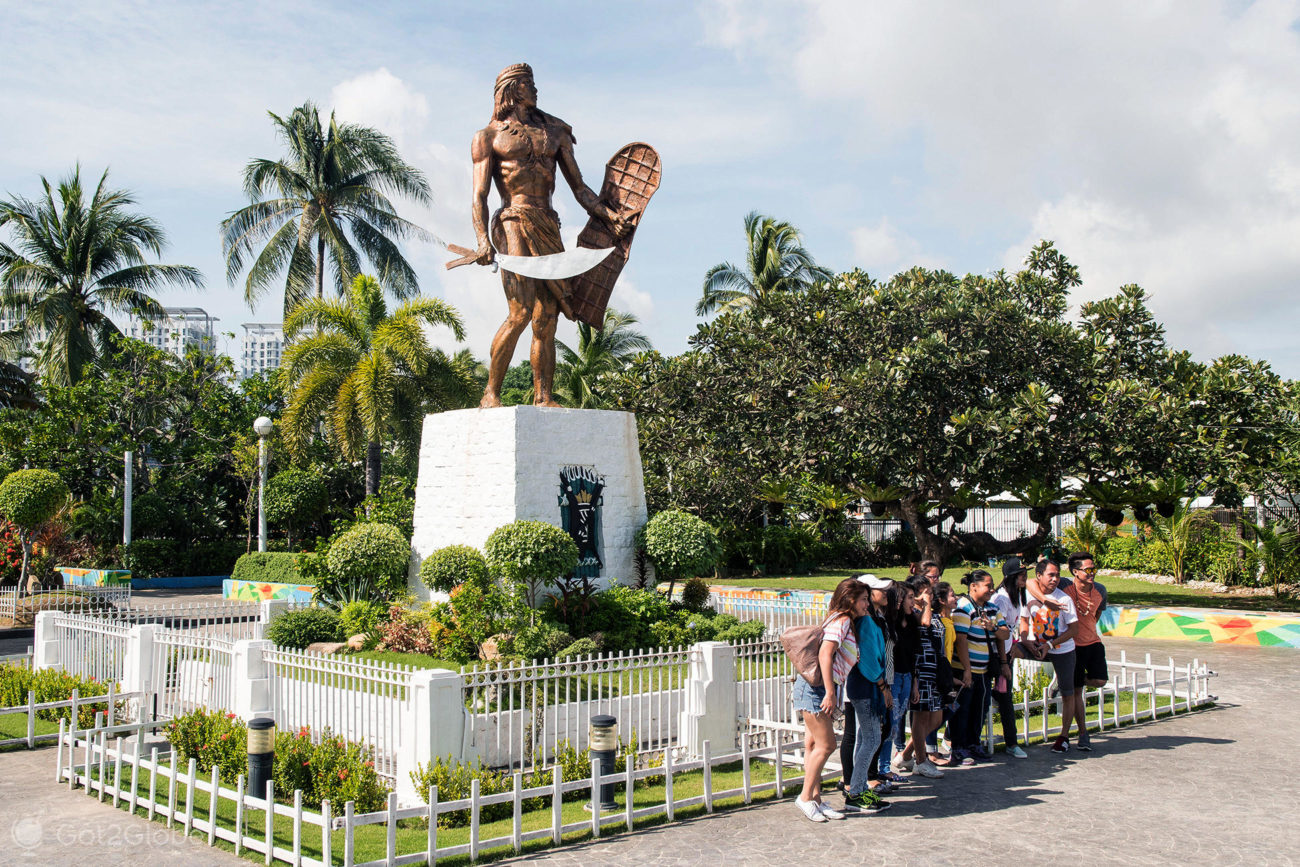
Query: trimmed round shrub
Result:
<box><xmin>420</xmin><ymin>544</ymin><xmax>490</xmax><ymax>593</ymax></box>
<box><xmin>642</xmin><ymin>510</ymin><xmax>722</xmax><ymax>589</ymax></box>
<box><xmin>679</xmin><ymin>576</ymin><xmax>712</xmax><ymax>611</ymax></box>
<box><xmin>264</xmin><ymin>607</ymin><xmax>342</xmax><ymax>649</ymax></box>
<box><xmin>0</xmin><ymin>469</ymin><xmax>68</xmax><ymax>532</ymax></box>
<box><xmin>264</xmin><ymin>469</ymin><xmax>328</xmax><ymax>543</ymax></box>
<box><xmin>326</xmin><ymin>522</ymin><xmax>410</xmax><ymax>593</ymax></box>
<box><xmin>484</xmin><ymin>520</ymin><xmax>578</xmax><ymax>606</ymax></box>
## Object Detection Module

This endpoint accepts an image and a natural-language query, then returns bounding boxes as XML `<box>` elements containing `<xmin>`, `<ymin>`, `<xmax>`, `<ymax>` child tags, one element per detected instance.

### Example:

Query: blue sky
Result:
<box><xmin>5</xmin><ymin>1</ymin><xmax>1300</xmax><ymax>376</ymax></box>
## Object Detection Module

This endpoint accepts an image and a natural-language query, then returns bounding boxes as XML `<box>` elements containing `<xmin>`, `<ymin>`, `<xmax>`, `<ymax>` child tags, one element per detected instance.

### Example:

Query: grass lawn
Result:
<box><xmin>348</xmin><ymin>650</ymin><xmax>463</xmax><ymax>671</ymax></box>
<box><xmin>0</xmin><ymin>710</ymin><xmax>58</xmax><ymax>750</ymax></box>
<box><xmin>709</xmin><ymin>567</ymin><xmax>1300</xmax><ymax>613</ymax></box>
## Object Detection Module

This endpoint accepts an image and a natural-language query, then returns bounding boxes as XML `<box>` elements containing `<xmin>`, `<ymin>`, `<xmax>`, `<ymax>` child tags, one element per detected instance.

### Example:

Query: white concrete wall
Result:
<box><xmin>408</xmin><ymin>406</ymin><xmax>649</xmax><ymax>602</ymax></box>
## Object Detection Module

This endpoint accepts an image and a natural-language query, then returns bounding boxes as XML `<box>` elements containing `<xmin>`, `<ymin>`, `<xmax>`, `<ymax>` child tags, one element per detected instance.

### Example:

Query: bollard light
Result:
<box><xmin>253</xmin><ymin>416</ymin><xmax>273</xmax><ymax>552</ymax></box>
<box><xmin>589</xmin><ymin>714</ymin><xmax>619</xmax><ymax>811</ymax></box>
<box><xmin>248</xmin><ymin>717</ymin><xmax>275</xmax><ymax>796</ymax></box>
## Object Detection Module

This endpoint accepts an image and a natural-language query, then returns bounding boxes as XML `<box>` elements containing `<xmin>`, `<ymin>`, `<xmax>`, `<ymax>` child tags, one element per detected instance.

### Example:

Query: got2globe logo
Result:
<box><xmin>558</xmin><ymin>465</ymin><xmax>604</xmax><ymax>579</ymax></box>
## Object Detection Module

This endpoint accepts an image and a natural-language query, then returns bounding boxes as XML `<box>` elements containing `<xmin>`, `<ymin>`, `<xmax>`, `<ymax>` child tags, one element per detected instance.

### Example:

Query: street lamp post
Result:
<box><xmin>254</xmin><ymin>416</ymin><xmax>273</xmax><ymax>552</ymax></box>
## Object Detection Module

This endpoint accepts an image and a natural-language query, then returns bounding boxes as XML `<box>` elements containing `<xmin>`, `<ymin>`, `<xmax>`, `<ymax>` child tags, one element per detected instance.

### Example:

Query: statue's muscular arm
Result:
<box><xmin>471</xmin><ymin>126</ymin><xmax>496</xmax><ymax>264</ymax></box>
<box><xmin>555</xmin><ymin>125</ymin><xmax>630</xmax><ymax>237</ymax></box>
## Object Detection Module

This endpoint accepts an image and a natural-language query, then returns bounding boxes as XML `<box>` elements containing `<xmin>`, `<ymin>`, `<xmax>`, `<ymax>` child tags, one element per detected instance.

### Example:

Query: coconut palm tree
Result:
<box><xmin>695</xmin><ymin>211</ymin><xmax>831</xmax><ymax>317</ymax></box>
<box><xmin>0</xmin><ymin>167</ymin><xmax>202</xmax><ymax>385</ymax></box>
<box><xmin>279</xmin><ymin>275</ymin><xmax>475</xmax><ymax>495</ymax></box>
<box><xmin>221</xmin><ymin>101</ymin><xmax>432</xmax><ymax>316</ymax></box>
<box><xmin>554</xmin><ymin>308</ymin><xmax>652</xmax><ymax>408</ymax></box>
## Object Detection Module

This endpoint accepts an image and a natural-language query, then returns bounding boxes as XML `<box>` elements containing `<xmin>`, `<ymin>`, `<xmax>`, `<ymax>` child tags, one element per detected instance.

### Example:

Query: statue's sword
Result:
<box><xmin>444</xmin><ymin>242</ymin><xmax>615</xmax><ymax>320</ymax></box>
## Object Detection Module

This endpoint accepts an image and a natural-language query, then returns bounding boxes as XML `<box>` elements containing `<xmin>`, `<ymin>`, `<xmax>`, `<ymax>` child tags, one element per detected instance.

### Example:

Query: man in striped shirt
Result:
<box><xmin>950</xmin><ymin>570</ymin><xmax>1008</xmax><ymax>765</ymax></box>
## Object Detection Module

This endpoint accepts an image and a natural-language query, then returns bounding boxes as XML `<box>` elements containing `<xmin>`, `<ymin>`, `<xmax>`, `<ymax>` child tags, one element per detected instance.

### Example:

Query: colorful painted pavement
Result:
<box><xmin>707</xmin><ymin>585</ymin><xmax>1300</xmax><ymax>649</ymax></box>
<box><xmin>223</xmin><ymin>578</ymin><xmax>315</xmax><ymax>605</ymax></box>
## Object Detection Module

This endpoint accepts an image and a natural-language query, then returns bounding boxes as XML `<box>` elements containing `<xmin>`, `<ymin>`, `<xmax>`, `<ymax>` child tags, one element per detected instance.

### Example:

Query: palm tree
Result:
<box><xmin>696</xmin><ymin>211</ymin><xmax>831</xmax><ymax>316</ymax></box>
<box><xmin>221</xmin><ymin>101</ymin><xmax>432</xmax><ymax>316</ymax></box>
<box><xmin>554</xmin><ymin>308</ymin><xmax>652</xmax><ymax>408</ymax></box>
<box><xmin>0</xmin><ymin>167</ymin><xmax>202</xmax><ymax>385</ymax></box>
<box><xmin>279</xmin><ymin>274</ymin><xmax>474</xmax><ymax>495</ymax></box>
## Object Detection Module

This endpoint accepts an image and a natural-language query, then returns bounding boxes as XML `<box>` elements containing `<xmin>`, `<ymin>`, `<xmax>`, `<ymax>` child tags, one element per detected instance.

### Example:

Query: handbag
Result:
<box><xmin>781</xmin><ymin>617</ymin><xmax>832</xmax><ymax>688</ymax></box>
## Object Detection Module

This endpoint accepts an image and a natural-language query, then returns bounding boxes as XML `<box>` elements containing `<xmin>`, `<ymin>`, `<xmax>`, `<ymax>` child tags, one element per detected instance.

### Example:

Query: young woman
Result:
<box><xmin>882</xmin><ymin>583</ymin><xmax>919</xmax><ymax>776</ymax></box>
<box><xmin>928</xmin><ymin>581</ymin><xmax>959</xmax><ymax>765</ymax></box>
<box><xmin>990</xmin><ymin>561</ymin><xmax>1032</xmax><ymax>758</ymax></box>
<box><xmin>842</xmin><ymin>574</ymin><xmax>894</xmax><ymax>812</ymax></box>
<box><xmin>792</xmin><ymin>577</ymin><xmax>869</xmax><ymax>822</ymax></box>
<box><xmin>897</xmin><ymin>576</ymin><xmax>945</xmax><ymax>778</ymax></box>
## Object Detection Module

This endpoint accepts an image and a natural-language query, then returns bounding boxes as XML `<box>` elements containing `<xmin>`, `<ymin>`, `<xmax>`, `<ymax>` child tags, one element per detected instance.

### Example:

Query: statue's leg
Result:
<box><xmin>482</xmin><ymin>270</ymin><xmax>532</xmax><ymax>408</ymax></box>
<box><xmin>531</xmin><ymin>286</ymin><xmax>561</xmax><ymax>407</ymax></box>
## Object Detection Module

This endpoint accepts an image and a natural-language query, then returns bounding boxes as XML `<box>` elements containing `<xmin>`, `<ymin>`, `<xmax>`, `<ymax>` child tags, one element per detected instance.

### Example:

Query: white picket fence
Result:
<box><xmin>0</xmin><ymin>585</ymin><xmax>131</xmax><ymax>623</ymax></box>
<box><xmin>733</xmin><ymin>636</ymin><xmax>795</xmax><ymax>735</ymax></box>
<box><xmin>0</xmin><ymin>684</ymin><xmax>134</xmax><ymax>750</ymax></box>
<box><xmin>991</xmin><ymin>651</ymin><xmax>1216</xmax><ymax>751</ymax></box>
<box><xmin>462</xmin><ymin>645</ymin><xmax>698</xmax><ymax>770</ymax></box>
<box><xmin>52</xmin><ymin>612</ymin><xmax>130</xmax><ymax>684</ymax></box>
<box><xmin>55</xmin><ymin>715</ymin><xmax>808</xmax><ymax>867</ymax></box>
<box><xmin>266</xmin><ymin>647</ymin><xmax>415</xmax><ymax>783</ymax></box>
<box><xmin>708</xmin><ymin>592</ymin><xmax>821</xmax><ymax>634</ymax></box>
<box><xmin>109</xmin><ymin>600</ymin><xmax>268</xmax><ymax>640</ymax></box>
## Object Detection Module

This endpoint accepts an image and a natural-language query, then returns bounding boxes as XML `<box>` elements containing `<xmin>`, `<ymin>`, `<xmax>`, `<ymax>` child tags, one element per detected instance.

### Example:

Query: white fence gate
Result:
<box><xmin>52</xmin><ymin>612</ymin><xmax>130</xmax><ymax>684</ymax></box>
<box><xmin>462</xmin><ymin>646</ymin><xmax>699</xmax><ymax>770</ymax></box>
<box><xmin>266</xmin><ymin>647</ymin><xmax>414</xmax><ymax>783</ymax></box>
<box><xmin>151</xmin><ymin>631</ymin><xmax>236</xmax><ymax>720</ymax></box>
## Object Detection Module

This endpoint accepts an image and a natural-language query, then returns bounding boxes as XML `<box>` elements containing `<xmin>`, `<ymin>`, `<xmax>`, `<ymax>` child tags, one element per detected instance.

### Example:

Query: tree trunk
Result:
<box><xmin>899</xmin><ymin>495</ymin><xmax>1060</xmax><ymax>565</ymax></box>
<box><xmin>18</xmin><ymin>536</ymin><xmax>31</xmax><ymax>596</ymax></box>
<box><xmin>365</xmin><ymin>440</ymin><xmax>381</xmax><ymax>498</ymax></box>
<box><xmin>316</xmin><ymin>235</ymin><xmax>326</xmax><ymax>299</ymax></box>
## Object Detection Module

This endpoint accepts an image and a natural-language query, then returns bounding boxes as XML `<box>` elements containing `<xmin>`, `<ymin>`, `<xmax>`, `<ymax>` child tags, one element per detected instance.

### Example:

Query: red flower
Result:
<box><xmin>302</xmin><ymin>761</ymin><xmax>310</xmax><ymax>767</ymax></box>
<box><xmin>226</xmin><ymin>713</ymin><xmax>236</xmax><ymax>720</ymax></box>
<box><xmin>337</xmin><ymin>769</ymin><xmax>349</xmax><ymax>781</ymax></box>
<box><xmin>364</xmin><ymin>761</ymin><xmax>374</xmax><ymax>768</ymax></box>
<box><xmin>220</xmin><ymin>733</ymin><xmax>230</xmax><ymax>741</ymax></box>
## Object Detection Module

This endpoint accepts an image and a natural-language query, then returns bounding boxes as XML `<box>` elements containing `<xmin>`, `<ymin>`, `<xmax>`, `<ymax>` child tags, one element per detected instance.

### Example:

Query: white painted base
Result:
<box><xmin>407</xmin><ymin>406</ymin><xmax>649</xmax><ymax>602</ymax></box>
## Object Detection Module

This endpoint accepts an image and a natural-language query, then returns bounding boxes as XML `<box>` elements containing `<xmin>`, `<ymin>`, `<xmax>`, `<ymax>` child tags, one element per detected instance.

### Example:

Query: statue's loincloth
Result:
<box><xmin>491</xmin><ymin>205</ymin><xmax>570</xmax><ymax>307</ymax></box>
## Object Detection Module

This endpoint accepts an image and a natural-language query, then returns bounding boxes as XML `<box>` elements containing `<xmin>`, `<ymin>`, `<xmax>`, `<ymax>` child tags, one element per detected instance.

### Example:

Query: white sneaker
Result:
<box><xmin>913</xmin><ymin>761</ymin><xmax>945</xmax><ymax>779</ymax></box>
<box><xmin>1009</xmin><ymin>745</ymin><xmax>1028</xmax><ymax>759</ymax></box>
<box><xmin>816</xmin><ymin>802</ymin><xmax>845</xmax><ymax>820</ymax></box>
<box><xmin>891</xmin><ymin>755</ymin><xmax>915</xmax><ymax>772</ymax></box>
<box><xmin>797</xmin><ymin>797</ymin><xmax>828</xmax><ymax>822</ymax></box>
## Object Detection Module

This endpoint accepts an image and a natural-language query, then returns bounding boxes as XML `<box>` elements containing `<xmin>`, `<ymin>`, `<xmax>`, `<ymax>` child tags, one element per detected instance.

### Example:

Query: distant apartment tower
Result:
<box><xmin>0</xmin><ymin>314</ymin><xmax>42</xmax><ymax>372</ymax></box>
<box><xmin>241</xmin><ymin>323</ymin><xmax>284</xmax><ymax>379</ymax></box>
<box><xmin>125</xmin><ymin>307</ymin><xmax>218</xmax><ymax>357</ymax></box>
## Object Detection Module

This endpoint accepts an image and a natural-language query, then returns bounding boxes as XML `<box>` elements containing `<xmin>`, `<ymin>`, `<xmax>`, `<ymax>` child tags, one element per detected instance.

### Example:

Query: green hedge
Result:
<box><xmin>230</xmin><ymin>551</ymin><xmax>306</xmax><ymax>585</ymax></box>
<box><xmin>126</xmin><ymin>538</ymin><xmax>245</xmax><ymax>579</ymax></box>
<box><xmin>264</xmin><ymin>608</ymin><xmax>342</xmax><ymax>648</ymax></box>
<box><xmin>0</xmin><ymin>664</ymin><xmax>120</xmax><ymax>728</ymax></box>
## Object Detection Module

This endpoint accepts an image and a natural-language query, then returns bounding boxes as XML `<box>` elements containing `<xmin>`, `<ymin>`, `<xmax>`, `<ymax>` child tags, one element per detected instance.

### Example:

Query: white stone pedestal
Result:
<box><xmin>407</xmin><ymin>406</ymin><xmax>649</xmax><ymax>602</ymax></box>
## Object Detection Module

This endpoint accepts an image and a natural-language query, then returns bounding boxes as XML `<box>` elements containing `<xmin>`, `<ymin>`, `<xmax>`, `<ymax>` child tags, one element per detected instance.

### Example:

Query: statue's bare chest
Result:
<box><xmin>493</xmin><ymin>121</ymin><xmax>556</xmax><ymax>165</ymax></box>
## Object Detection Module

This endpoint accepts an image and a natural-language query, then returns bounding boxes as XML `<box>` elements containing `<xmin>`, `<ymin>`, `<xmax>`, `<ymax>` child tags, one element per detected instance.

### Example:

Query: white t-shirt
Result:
<box><xmin>990</xmin><ymin>587</ymin><xmax>1019</xmax><ymax>654</ymax></box>
<box><xmin>1019</xmin><ymin>588</ymin><xmax>1079</xmax><ymax>654</ymax></box>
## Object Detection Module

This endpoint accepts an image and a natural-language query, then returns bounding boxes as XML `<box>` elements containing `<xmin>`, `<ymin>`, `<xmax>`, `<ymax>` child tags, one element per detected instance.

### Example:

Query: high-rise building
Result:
<box><xmin>125</xmin><ymin>307</ymin><xmax>218</xmax><ymax>357</ymax></box>
<box><xmin>0</xmin><ymin>314</ymin><xmax>41</xmax><ymax>372</ymax></box>
<box><xmin>241</xmin><ymin>323</ymin><xmax>285</xmax><ymax>380</ymax></box>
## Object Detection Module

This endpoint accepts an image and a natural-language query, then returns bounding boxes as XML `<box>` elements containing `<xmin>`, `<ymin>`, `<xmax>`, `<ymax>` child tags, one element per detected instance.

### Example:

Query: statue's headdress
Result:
<box><xmin>495</xmin><ymin>63</ymin><xmax>533</xmax><ymax>90</ymax></box>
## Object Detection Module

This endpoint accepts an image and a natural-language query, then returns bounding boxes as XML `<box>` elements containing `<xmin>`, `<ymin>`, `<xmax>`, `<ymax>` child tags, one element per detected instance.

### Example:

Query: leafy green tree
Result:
<box><xmin>613</xmin><ymin>243</ymin><xmax>1193</xmax><ymax>563</ymax></box>
<box><xmin>696</xmin><ymin>211</ymin><xmax>831</xmax><ymax>317</ymax></box>
<box><xmin>641</xmin><ymin>509</ymin><xmax>722</xmax><ymax>598</ymax></box>
<box><xmin>0</xmin><ymin>167</ymin><xmax>202</xmax><ymax>385</ymax></box>
<box><xmin>0</xmin><ymin>468</ymin><xmax>68</xmax><ymax>588</ymax></box>
<box><xmin>554</xmin><ymin>308</ymin><xmax>652</xmax><ymax>409</ymax></box>
<box><xmin>263</xmin><ymin>468</ymin><xmax>328</xmax><ymax>548</ymax></box>
<box><xmin>1238</xmin><ymin>517</ymin><xmax>1300</xmax><ymax>597</ymax></box>
<box><xmin>279</xmin><ymin>274</ymin><xmax>474</xmax><ymax>496</ymax></box>
<box><xmin>484</xmin><ymin>520</ymin><xmax>578</xmax><ymax>609</ymax></box>
<box><xmin>221</xmin><ymin>102</ymin><xmax>432</xmax><ymax>315</ymax></box>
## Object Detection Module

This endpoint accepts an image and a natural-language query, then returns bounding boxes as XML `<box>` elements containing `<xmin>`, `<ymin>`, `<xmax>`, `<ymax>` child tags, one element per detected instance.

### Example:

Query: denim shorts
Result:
<box><xmin>792</xmin><ymin>675</ymin><xmax>829</xmax><ymax>715</ymax></box>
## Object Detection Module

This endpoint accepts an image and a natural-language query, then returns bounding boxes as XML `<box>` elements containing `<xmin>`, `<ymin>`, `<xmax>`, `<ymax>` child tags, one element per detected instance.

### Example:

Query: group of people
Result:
<box><xmin>792</xmin><ymin>552</ymin><xmax>1109</xmax><ymax>820</ymax></box>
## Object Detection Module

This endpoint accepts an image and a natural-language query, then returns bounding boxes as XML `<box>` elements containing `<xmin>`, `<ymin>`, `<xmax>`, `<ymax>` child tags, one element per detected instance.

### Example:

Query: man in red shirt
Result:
<box><xmin>1062</xmin><ymin>551</ymin><xmax>1107</xmax><ymax>752</ymax></box>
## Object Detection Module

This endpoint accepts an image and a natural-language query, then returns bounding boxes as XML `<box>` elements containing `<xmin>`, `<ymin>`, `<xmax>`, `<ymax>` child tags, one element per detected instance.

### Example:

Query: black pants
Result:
<box><xmin>841</xmin><ymin>702</ymin><xmax>889</xmax><ymax>783</ymax></box>
<box><xmin>991</xmin><ymin>685</ymin><xmax>1020</xmax><ymax>748</ymax></box>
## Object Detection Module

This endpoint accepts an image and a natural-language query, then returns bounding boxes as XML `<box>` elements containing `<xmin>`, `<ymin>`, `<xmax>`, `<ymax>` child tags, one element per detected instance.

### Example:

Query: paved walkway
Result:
<box><xmin>508</xmin><ymin>636</ymin><xmax>1298</xmax><ymax>866</ymax></box>
<box><xmin>2</xmin><ymin>636</ymin><xmax>1294</xmax><ymax>865</ymax></box>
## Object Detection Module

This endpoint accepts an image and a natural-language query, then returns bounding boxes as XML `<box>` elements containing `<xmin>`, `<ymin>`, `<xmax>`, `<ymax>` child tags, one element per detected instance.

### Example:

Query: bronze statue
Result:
<box><xmin>446</xmin><ymin>63</ymin><xmax>660</xmax><ymax>408</ymax></box>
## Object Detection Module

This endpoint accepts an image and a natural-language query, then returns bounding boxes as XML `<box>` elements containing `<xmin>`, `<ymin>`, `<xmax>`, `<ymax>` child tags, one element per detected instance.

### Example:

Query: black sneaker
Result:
<box><xmin>844</xmin><ymin>791</ymin><xmax>892</xmax><ymax>813</ymax></box>
<box><xmin>1050</xmin><ymin>738</ymin><xmax>1069</xmax><ymax>754</ymax></box>
<box><xmin>1076</xmin><ymin>737</ymin><xmax>1093</xmax><ymax>752</ymax></box>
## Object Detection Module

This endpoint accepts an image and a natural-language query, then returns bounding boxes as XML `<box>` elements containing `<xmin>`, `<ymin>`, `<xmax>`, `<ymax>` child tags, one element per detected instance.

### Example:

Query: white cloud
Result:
<box><xmin>704</xmin><ymin>0</ymin><xmax>1300</xmax><ymax>368</ymax></box>
<box><xmin>850</xmin><ymin>218</ymin><xmax>936</xmax><ymax>276</ymax></box>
